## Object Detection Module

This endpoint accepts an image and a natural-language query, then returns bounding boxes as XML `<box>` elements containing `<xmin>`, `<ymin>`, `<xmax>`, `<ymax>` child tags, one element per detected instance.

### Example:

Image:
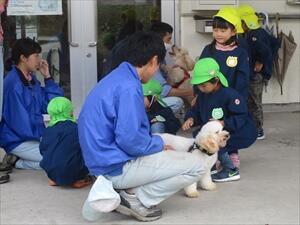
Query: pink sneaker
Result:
<box><xmin>230</xmin><ymin>153</ymin><xmax>240</xmax><ymax>168</ymax></box>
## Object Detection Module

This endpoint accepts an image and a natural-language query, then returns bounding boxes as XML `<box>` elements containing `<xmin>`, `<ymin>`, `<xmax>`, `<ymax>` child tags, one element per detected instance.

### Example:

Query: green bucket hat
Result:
<box><xmin>47</xmin><ymin>97</ymin><xmax>76</xmax><ymax>127</ymax></box>
<box><xmin>191</xmin><ymin>58</ymin><xmax>229</xmax><ymax>87</ymax></box>
<box><xmin>142</xmin><ymin>79</ymin><xmax>166</xmax><ymax>107</ymax></box>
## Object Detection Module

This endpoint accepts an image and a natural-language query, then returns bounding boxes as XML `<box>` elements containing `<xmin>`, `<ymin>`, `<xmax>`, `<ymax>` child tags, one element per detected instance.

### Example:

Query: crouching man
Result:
<box><xmin>78</xmin><ymin>32</ymin><xmax>206</xmax><ymax>222</ymax></box>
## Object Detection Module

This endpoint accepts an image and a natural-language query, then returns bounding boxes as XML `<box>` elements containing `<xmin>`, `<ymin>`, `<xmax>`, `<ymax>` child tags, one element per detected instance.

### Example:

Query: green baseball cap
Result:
<box><xmin>142</xmin><ymin>79</ymin><xmax>166</xmax><ymax>107</ymax></box>
<box><xmin>191</xmin><ymin>58</ymin><xmax>229</xmax><ymax>87</ymax></box>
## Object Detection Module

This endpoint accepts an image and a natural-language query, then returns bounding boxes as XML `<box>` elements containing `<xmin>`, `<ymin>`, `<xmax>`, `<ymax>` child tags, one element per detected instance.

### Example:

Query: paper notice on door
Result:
<box><xmin>7</xmin><ymin>0</ymin><xmax>62</xmax><ymax>16</ymax></box>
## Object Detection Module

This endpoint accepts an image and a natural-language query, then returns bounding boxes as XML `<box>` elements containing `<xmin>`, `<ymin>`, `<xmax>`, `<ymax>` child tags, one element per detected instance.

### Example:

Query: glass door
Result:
<box><xmin>1</xmin><ymin>0</ymin><xmax>176</xmax><ymax>115</ymax></box>
<box><xmin>96</xmin><ymin>0</ymin><xmax>162</xmax><ymax>79</ymax></box>
<box><xmin>2</xmin><ymin>1</ymin><xmax>71</xmax><ymax>98</ymax></box>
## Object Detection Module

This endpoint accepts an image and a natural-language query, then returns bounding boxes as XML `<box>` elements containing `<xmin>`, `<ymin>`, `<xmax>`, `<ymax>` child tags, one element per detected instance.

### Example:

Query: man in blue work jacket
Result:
<box><xmin>78</xmin><ymin>32</ymin><xmax>206</xmax><ymax>222</ymax></box>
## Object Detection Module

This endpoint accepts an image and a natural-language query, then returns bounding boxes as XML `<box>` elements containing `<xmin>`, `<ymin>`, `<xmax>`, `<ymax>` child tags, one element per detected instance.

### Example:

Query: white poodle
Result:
<box><xmin>159</xmin><ymin>121</ymin><xmax>230</xmax><ymax>198</ymax></box>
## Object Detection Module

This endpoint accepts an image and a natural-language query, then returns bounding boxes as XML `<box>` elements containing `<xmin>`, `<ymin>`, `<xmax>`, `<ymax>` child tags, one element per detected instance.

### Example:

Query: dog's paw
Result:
<box><xmin>185</xmin><ymin>190</ymin><xmax>200</xmax><ymax>198</ymax></box>
<box><xmin>201</xmin><ymin>182</ymin><xmax>217</xmax><ymax>191</ymax></box>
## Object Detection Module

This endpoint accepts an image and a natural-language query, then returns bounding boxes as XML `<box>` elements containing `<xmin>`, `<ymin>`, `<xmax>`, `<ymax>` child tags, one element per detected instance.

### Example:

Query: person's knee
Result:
<box><xmin>166</xmin><ymin>97</ymin><xmax>184</xmax><ymax>113</ymax></box>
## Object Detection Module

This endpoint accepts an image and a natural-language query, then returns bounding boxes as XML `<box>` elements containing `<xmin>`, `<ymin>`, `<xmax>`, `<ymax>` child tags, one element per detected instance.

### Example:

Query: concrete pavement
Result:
<box><xmin>0</xmin><ymin>111</ymin><xmax>299</xmax><ymax>225</ymax></box>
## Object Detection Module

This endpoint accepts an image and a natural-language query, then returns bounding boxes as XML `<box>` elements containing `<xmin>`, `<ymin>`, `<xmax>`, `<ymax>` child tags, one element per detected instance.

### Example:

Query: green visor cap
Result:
<box><xmin>142</xmin><ymin>79</ymin><xmax>166</xmax><ymax>107</ymax></box>
<box><xmin>47</xmin><ymin>97</ymin><xmax>76</xmax><ymax>127</ymax></box>
<box><xmin>191</xmin><ymin>58</ymin><xmax>229</xmax><ymax>87</ymax></box>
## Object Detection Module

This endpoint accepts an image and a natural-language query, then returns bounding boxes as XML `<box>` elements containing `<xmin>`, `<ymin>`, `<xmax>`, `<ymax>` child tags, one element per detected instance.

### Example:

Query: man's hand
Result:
<box><xmin>182</xmin><ymin>118</ymin><xmax>194</xmax><ymax>131</ymax></box>
<box><xmin>163</xmin><ymin>145</ymin><xmax>175</xmax><ymax>151</ymax></box>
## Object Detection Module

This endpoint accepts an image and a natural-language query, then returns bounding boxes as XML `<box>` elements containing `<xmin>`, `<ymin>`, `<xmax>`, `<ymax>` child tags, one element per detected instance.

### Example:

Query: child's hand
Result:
<box><xmin>39</xmin><ymin>59</ymin><xmax>51</xmax><ymax>78</ymax></box>
<box><xmin>182</xmin><ymin>118</ymin><xmax>194</xmax><ymax>131</ymax></box>
<box><xmin>254</xmin><ymin>61</ymin><xmax>263</xmax><ymax>73</ymax></box>
<box><xmin>191</xmin><ymin>96</ymin><xmax>197</xmax><ymax>107</ymax></box>
<box><xmin>151</xmin><ymin>118</ymin><xmax>157</xmax><ymax>123</ymax></box>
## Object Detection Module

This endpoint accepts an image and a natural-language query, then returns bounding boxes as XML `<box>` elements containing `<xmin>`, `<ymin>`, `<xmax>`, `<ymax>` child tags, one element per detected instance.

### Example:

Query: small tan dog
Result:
<box><xmin>159</xmin><ymin>120</ymin><xmax>230</xmax><ymax>198</ymax></box>
<box><xmin>162</xmin><ymin>45</ymin><xmax>195</xmax><ymax>104</ymax></box>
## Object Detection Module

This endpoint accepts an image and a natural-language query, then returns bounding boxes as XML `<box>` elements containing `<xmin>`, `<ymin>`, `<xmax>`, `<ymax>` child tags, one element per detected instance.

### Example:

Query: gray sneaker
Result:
<box><xmin>0</xmin><ymin>174</ymin><xmax>10</xmax><ymax>184</ymax></box>
<box><xmin>2</xmin><ymin>154</ymin><xmax>19</xmax><ymax>167</ymax></box>
<box><xmin>0</xmin><ymin>163</ymin><xmax>13</xmax><ymax>174</ymax></box>
<box><xmin>115</xmin><ymin>191</ymin><xmax>162</xmax><ymax>222</ymax></box>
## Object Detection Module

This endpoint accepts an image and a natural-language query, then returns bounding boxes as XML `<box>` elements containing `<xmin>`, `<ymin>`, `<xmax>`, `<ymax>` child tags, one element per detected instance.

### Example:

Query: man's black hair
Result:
<box><xmin>126</xmin><ymin>31</ymin><xmax>166</xmax><ymax>67</ymax></box>
<box><xmin>150</xmin><ymin>22</ymin><xmax>173</xmax><ymax>39</ymax></box>
<box><xmin>102</xmin><ymin>31</ymin><xmax>166</xmax><ymax>76</ymax></box>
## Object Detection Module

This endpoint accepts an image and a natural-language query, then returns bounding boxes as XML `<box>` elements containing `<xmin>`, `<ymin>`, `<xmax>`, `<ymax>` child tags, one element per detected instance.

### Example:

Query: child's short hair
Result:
<box><xmin>213</xmin><ymin>16</ymin><xmax>235</xmax><ymax>30</ymax></box>
<box><xmin>205</xmin><ymin>77</ymin><xmax>219</xmax><ymax>84</ymax></box>
<box><xmin>150</xmin><ymin>22</ymin><xmax>173</xmax><ymax>39</ymax></box>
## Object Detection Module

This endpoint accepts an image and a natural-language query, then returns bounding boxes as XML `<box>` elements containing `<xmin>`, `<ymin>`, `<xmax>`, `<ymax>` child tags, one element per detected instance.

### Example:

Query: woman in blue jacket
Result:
<box><xmin>0</xmin><ymin>38</ymin><xmax>63</xmax><ymax>170</ymax></box>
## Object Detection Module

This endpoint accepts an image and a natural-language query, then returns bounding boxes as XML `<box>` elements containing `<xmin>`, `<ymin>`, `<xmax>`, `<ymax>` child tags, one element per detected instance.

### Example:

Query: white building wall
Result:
<box><xmin>179</xmin><ymin>0</ymin><xmax>300</xmax><ymax>104</ymax></box>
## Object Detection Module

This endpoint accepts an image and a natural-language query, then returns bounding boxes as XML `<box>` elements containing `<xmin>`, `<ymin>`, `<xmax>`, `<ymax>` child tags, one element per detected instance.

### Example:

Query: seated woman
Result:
<box><xmin>0</xmin><ymin>38</ymin><xmax>63</xmax><ymax>170</ymax></box>
<box><xmin>39</xmin><ymin>97</ymin><xmax>93</xmax><ymax>188</ymax></box>
<box><xmin>142</xmin><ymin>79</ymin><xmax>181</xmax><ymax>134</ymax></box>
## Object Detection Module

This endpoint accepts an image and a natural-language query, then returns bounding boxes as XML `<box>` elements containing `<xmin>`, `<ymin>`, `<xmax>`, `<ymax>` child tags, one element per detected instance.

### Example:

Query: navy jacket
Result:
<box><xmin>246</xmin><ymin>28</ymin><xmax>275</xmax><ymax>80</ymax></box>
<box><xmin>199</xmin><ymin>44</ymin><xmax>250</xmax><ymax>100</ymax></box>
<box><xmin>0</xmin><ymin>66</ymin><xmax>63</xmax><ymax>152</ymax></box>
<box><xmin>78</xmin><ymin>62</ymin><xmax>163</xmax><ymax>176</ymax></box>
<box><xmin>186</xmin><ymin>87</ymin><xmax>257</xmax><ymax>150</ymax></box>
<box><xmin>39</xmin><ymin>121</ymin><xmax>89</xmax><ymax>186</ymax></box>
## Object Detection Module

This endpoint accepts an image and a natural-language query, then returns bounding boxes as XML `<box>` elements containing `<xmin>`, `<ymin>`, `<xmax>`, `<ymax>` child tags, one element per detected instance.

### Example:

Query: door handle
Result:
<box><xmin>68</xmin><ymin>0</ymin><xmax>79</xmax><ymax>47</ymax></box>
<box><xmin>88</xmin><ymin>41</ymin><xmax>97</xmax><ymax>47</ymax></box>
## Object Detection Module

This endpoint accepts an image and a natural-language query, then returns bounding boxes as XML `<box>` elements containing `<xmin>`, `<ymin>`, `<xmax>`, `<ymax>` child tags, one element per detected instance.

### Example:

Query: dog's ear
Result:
<box><xmin>185</xmin><ymin>56</ymin><xmax>195</xmax><ymax>71</ymax></box>
<box><xmin>200</xmin><ymin>134</ymin><xmax>219</xmax><ymax>154</ymax></box>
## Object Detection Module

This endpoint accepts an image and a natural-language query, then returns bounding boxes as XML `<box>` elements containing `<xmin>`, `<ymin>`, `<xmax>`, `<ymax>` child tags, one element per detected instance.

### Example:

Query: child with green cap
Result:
<box><xmin>183</xmin><ymin>58</ymin><xmax>257</xmax><ymax>182</ymax></box>
<box><xmin>142</xmin><ymin>79</ymin><xmax>181</xmax><ymax>134</ymax></box>
<box><xmin>39</xmin><ymin>97</ymin><xmax>93</xmax><ymax>188</ymax></box>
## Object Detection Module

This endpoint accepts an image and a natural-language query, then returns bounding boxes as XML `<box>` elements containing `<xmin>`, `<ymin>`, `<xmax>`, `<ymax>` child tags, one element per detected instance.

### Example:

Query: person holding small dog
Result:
<box><xmin>142</xmin><ymin>79</ymin><xmax>181</xmax><ymax>134</ymax></box>
<box><xmin>183</xmin><ymin>58</ymin><xmax>256</xmax><ymax>182</ymax></box>
<box><xmin>39</xmin><ymin>97</ymin><xmax>92</xmax><ymax>188</ymax></box>
<box><xmin>151</xmin><ymin>22</ymin><xmax>193</xmax><ymax>113</ymax></box>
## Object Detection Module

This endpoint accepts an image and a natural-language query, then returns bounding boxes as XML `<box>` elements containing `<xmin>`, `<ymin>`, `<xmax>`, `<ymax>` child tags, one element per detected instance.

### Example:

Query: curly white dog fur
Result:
<box><xmin>159</xmin><ymin>121</ymin><xmax>230</xmax><ymax>198</ymax></box>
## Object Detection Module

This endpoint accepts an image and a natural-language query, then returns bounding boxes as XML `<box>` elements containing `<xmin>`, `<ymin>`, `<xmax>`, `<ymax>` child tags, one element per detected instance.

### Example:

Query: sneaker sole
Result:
<box><xmin>115</xmin><ymin>205</ymin><xmax>161</xmax><ymax>222</ymax></box>
<box><xmin>256</xmin><ymin>135</ymin><xmax>266</xmax><ymax>140</ymax></box>
<box><xmin>213</xmin><ymin>174</ymin><xmax>241</xmax><ymax>183</ymax></box>
<box><xmin>211</xmin><ymin>170</ymin><xmax>218</xmax><ymax>175</ymax></box>
<box><xmin>0</xmin><ymin>175</ymin><xmax>10</xmax><ymax>184</ymax></box>
<box><xmin>0</xmin><ymin>168</ymin><xmax>13</xmax><ymax>174</ymax></box>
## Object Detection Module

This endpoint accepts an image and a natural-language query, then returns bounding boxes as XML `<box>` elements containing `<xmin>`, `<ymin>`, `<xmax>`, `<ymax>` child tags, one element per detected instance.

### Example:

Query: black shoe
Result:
<box><xmin>0</xmin><ymin>163</ymin><xmax>13</xmax><ymax>174</ymax></box>
<box><xmin>0</xmin><ymin>174</ymin><xmax>10</xmax><ymax>184</ymax></box>
<box><xmin>2</xmin><ymin>154</ymin><xmax>19</xmax><ymax>167</ymax></box>
<box><xmin>115</xmin><ymin>191</ymin><xmax>162</xmax><ymax>222</ymax></box>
